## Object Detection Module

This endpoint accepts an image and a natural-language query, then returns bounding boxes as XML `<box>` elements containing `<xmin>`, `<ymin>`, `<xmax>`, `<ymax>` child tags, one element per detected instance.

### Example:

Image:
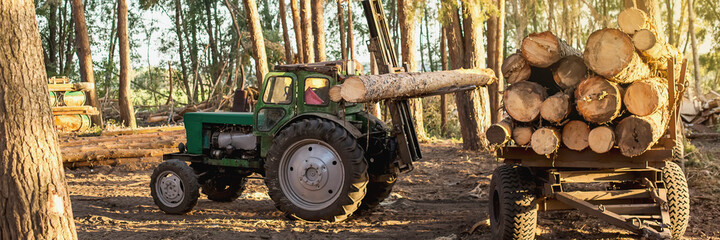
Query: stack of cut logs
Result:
<box><xmin>59</xmin><ymin>128</ymin><xmax>185</xmax><ymax>168</ymax></box>
<box><xmin>49</xmin><ymin>76</ymin><xmax>99</xmax><ymax>132</ymax></box>
<box><xmin>487</xmin><ymin>8</ymin><xmax>683</xmax><ymax>157</ymax></box>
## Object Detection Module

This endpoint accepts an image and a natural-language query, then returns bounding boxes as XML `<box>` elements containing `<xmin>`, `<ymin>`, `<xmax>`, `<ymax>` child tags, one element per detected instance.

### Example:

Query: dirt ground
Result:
<box><xmin>66</xmin><ymin>140</ymin><xmax>720</xmax><ymax>239</ymax></box>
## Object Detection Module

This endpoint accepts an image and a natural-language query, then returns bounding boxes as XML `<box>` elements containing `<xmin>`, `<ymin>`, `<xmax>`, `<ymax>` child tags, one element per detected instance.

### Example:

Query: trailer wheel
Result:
<box><xmin>265</xmin><ymin>119</ymin><xmax>368</xmax><ymax>222</ymax></box>
<box><xmin>663</xmin><ymin>161</ymin><xmax>690</xmax><ymax>239</ymax></box>
<box><xmin>672</xmin><ymin>119</ymin><xmax>686</xmax><ymax>173</ymax></box>
<box><xmin>201</xmin><ymin>175</ymin><xmax>247</xmax><ymax>202</ymax></box>
<box><xmin>489</xmin><ymin>164</ymin><xmax>537</xmax><ymax>240</ymax></box>
<box><xmin>150</xmin><ymin>159</ymin><xmax>200</xmax><ymax>214</ymax></box>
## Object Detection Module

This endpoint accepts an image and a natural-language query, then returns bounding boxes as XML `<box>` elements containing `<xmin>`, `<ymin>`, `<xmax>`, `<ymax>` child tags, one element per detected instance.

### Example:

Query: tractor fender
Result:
<box><xmin>278</xmin><ymin>113</ymin><xmax>363</xmax><ymax>139</ymax></box>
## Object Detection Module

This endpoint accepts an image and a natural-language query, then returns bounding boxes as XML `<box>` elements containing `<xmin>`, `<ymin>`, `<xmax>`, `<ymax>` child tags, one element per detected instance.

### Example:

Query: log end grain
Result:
<box><xmin>502</xmin><ymin>53</ymin><xmax>532</xmax><ymax>84</ymax></box>
<box><xmin>329</xmin><ymin>85</ymin><xmax>343</xmax><ymax>102</ymax></box>
<box><xmin>504</xmin><ymin>81</ymin><xmax>548</xmax><ymax>122</ymax></box>
<box><xmin>512</xmin><ymin>126</ymin><xmax>533</xmax><ymax>146</ymax></box>
<box><xmin>486</xmin><ymin>118</ymin><xmax>513</xmax><ymax>145</ymax></box>
<box><xmin>541</xmin><ymin>92</ymin><xmax>571</xmax><ymax>124</ymax></box>
<box><xmin>583</xmin><ymin>28</ymin><xmax>635</xmax><ymax>79</ymax></box>
<box><xmin>562</xmin><ymin>120</ymin><xmax>590</xmax><ymax>151</ymax></box>
<box><xmin>531</xmin><ymin>127</ymin><xmax>561</xmax><ymax>155</ymax></box>
<box><xmin>632</xmin><ymin>29</ymin><xmax>657</xmax><ymax>51</ymax></box>
<box><xmin>575</xmin><ymin>76</ymin><xmax>622</xmax><ymax>124</ymax></box>
<box><xmin>339</xmin><ymin>78</ymin><xmax>367</xmax><ymax>102</ymax></box>
<box><xmin>618</xmin><ymin>8</ymin><xmax>648</xmax><ymax>34</ymax></box>
<box><xmin>624</xmin><ymin>78</ymin><xmax>668</xmax><ymax>116</ymax></box>
<box><xmin>588</xmin><ymin>126</ymin><xmax>615</xmax><ymax>154</ymax></box>
<box><xmin>615</xmin><ymin>110</ymin><xmax>667</xmax><ymax>157</ymax></box>
<box><xmin>521</xmin><ymin>31</ymin><xmax>562</xmax><ymax>68</ymax></box>
<box><xmin>553</xmin><ymin>55</ymin><xmax>587</xmax><ymax>89</ymax></box>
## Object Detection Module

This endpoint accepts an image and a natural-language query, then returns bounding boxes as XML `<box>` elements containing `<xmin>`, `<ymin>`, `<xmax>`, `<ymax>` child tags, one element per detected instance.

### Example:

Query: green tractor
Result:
<box><xmin>150</xmin><ymin>0</ymin><xmax>425</xmax><ymax>221</ymax></box>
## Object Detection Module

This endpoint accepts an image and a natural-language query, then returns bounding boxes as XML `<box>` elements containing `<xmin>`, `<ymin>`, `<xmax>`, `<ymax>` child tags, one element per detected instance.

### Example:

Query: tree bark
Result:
<box><xmin>575</xmin><ymin>75</ymin><xmax>622</xmax><ymax>124</ymax></box>
<box><xmin>311</xmin><ymin>0</ymin><xmax>326</xmax><ymax>62</ymax></box>
<box><xmin>521</xmin><ymin>31</ymin><xmax>580</xmax><ymax>68</ymax></box>
<box><xmin>588</xmin><ymin>126</ymin><xmax>615</xmax><ymax>153</ymax></box>
<box><xmin>279</xmin><ymin>0</ymin><xmax>294</xmax><ymax>63</ymax></box>
<box><xmin>616</xmin><ymin>108</ymin><xmax>669</xmax><ymax>157</ymax></box>
<box><xmin>204</xmin><ymin>0</ymin><xmax>220</xmax><ymax>72</ymax></box>
<box><xmin>440</xmin><ymin>28</ymin><xmax>448</xmax><ymax>135</ymax></box>
<box><xmin>48</xmin><ymin>2</ymin><xmax>59</xmax><ymax>74</ymax></box>
<box><xmin>584</xmin><ymin>28</ymin><xmax>651</xmax><ymax>84</ymax></box>
<box><xmin>347</xmin><ymin>0</ymin><xmax>355</xmax><ymax>60</ymax></box>
<box><xmin>290</xmin><ymin>0</ymin><xmax>304</xmax><ymax>63</ymax></box>
<box><xmin>71</xmin><ymin>0</ymin><xmax>102</xmax><ymax>126</ymax></box>
<box><xmin>0</xmin><ymin>0</ymin><xmax>77</xmax><ymax>238</ymax></box>
<box><xmin>300</xmin><ymin>0</ymin><xmax>315</xmax><ymax>63</ymax></box>
<box><xmin>337</xmin><ymin>0</ymin><xmax>347</xmax><ymax>60</ymax></box>
<box><xmin>688</xmin><ymin>0</ymin><xmax>702</xmax><ymax>99</ymax></box>
<box><xmin>244</xmin><ymin>0</ymin><xmax>269</xmax><ymax>86</ymax></box>
<box><xmin>562</xmin><ymin>120</ymin><xmax>590</xmax><ymax>151</ymax></box>
<box><xmin>531</xmin><ymin>127</ymin><xmax>561</xmax><ymax>155</ymax></box>
<box><xmin>503</xmin><ymin>81</ymin><xmax>547</xmax><ymax>122</ymax></box>
<box><xmin>118</xmin><ymin>0</ymin><xmax>136</xmax><ymax>128</ymax></box>
<box><xmin>398</xmin><ymin>0</ymin><xmax>426</xmax><ymax>140</ymax></box>
<box><xmin>337</xmin><ymin>69</ymin><xmax>496</xmax><ymax>103</ymax></box>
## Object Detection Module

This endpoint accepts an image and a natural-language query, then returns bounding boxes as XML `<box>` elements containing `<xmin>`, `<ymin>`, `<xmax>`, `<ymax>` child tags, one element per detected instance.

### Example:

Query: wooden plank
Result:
<box><xmin>499</xmin><ymin>147</ymin><xmax>669</xmax><ymax>169</ymax></box>
<box><xmin>52</xmin><ymin>106</ymin><xmax>99</xmax><ymax>115</ymax></box>
<box><xmin>48</xmin><ymin>82</ymin><xmax>94</xmax><ymax>92</ymax></box>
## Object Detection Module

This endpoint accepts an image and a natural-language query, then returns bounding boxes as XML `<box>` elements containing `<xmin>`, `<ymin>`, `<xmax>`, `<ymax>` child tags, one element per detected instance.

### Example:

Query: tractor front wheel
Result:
<box><xmin>265</xmin><ymin>119</ymin><xmax>368</xmax><ymax>222</ymax></box>
<box><xmin>150</xmin><ymin>159</ymin><xmax>200</xmax><ymax>214</ymax></box>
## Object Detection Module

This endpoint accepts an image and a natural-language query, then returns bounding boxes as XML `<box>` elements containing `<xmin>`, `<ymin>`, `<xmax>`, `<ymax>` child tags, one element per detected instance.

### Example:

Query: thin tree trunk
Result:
<box><xmin>311</xmin><ymin>0</ymin><xmax>326</xmax><ymax>62</ymax></box>
<box><xmin>174</xmin><ymin>0</ymin><xmax>192</xmax><ymax>104</ymax></box>
<box><xmin>487</xmin><ymin>0</ymin><xmax>498</xmax><ymax>123</ymax></box>
<box><xmin>204</xmin><ymin>0</ymin><xmax>220</xmax><ymax>78</ymax></box>
<box><xmin>461</xmin><ymin>0</ymin><xmax>490</xmax><ymax>149</ymax></box>
<box><xmin>424</xmin><ymin>6</ymin><xmax>434</xmax><ymax>71</ymax></box>
<box><xmin>440</xmin><ymin>28</ymin><xmax>448</xmax><ymax>136</ymax></box>
<box><xmin>244</xmin><ymin>0</ymin><xmax>269</xmax><ymax>86</ymax></box>
<box><xmin>665</xmin><ymin>0</ymin><xmax>674</xmax><ymax>45</ymax></box>
<box><xmin>103</xmin><ymin>2</ymin><xmax>117</xmax><ymax>102</ymax></box>
<box><xmin>300</xmin><ymin>0</ymin><xmax>315</xmax><ymax>63</ymax></box>
<box><xmin>63</xmin><ymin>19</ymin><xmax>75</xmax><ymax>75</ymax></box>
<box><xmin>290</xmin><ymin>0</ymin><xmax>304</xmax><ymax>63</ymax></box>
<box><xmin>118</xmin><ymin>0</ymin><xmax>136</xmax><ymax>128</ymax></box>
<box><xmin>348</xmin><ymin>0</ymin><xmax>355</xmax><ymax>60</ymax></box>
<box><xmin>48</xmin><ymin>2</ymin><xmax>58</xmax><ymax>74</ymax></box>
<box><xmin>398</xmin><ymin>0</ymin><xmax>426</xmax><ymax>140</ymax></box>
<box><xmin>337</xmin><ymin>0</ymin><xmax>347</xmax><ymax>60</ymax></box>
<box><xmin>688</xmin><ymin>0</ymin><xmax>702</xmax><ymax>99</ymax></box>
<box><xmin>166</xmin><ymin>61</ymin><xmax>174</xmax><ymax>105</ymax></box>
<box><xmin>71</xmin><ymin>0</ymin><xmax>102</xmax><ymax>126</ymax></box>
<box><xmin>280</xmin><ymin>0</ymin><xmax>294</xmax><ymax>63</ymax></box>
<box><xmin>0</xmin><ymin>1</ymin><xmax>77</xmax><ymax>238</ymax></box>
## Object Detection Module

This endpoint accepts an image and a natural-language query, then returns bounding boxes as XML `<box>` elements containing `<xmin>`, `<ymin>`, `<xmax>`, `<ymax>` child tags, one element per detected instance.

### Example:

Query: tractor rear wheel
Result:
<box><xmin>150</xmin><ymin>159</ymin><xmax>200</xmax><ymax>214</ymax></box>
<box><xmin>265</xmin><ymin>119</ymin><xmax>368</xmax><ymax>222</ymax></box>
<box><xmin>201</xmin><ymin>175</ymin><xmax>247</xmax><ymax>202</ymax></box>
<box><xmin>359</xmin><ymin>170</ymin><xmax>398</xmax><ymax>210</ymax></box>
<box><xmin>663</xmin><ymin>161</ymin><xmax>690</xmax><ymax>239</ymax></box>
<box><xmin>489</xmin><ymin>164</ymin><xmax>538</xmax><ymax>240</ymax></box>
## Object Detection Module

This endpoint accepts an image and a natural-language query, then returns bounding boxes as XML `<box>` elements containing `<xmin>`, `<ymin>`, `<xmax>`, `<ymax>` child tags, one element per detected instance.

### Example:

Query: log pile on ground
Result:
<box><xmin>59</xmin><ymin>128</ymin><xmax>185</xmax><ymax>168</ymax></box>
<box><xmin>487</xmin><ymin>8</ymin><xmax>685</xmax><ymax>157</ymax></box>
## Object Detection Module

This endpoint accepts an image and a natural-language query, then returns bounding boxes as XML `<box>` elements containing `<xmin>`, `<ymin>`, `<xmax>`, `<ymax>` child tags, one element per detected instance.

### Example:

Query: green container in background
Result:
<box><xmin>63</xmin><ymin>91</ymin><xmax>86</xmax><ymax>106</ymax></box>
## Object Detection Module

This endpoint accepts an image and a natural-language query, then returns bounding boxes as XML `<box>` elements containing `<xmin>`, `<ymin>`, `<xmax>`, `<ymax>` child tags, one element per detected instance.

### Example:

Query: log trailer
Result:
<box><xmin>489</xmin><ymin>59</ymin><xmax>690</xmax><ymax>240</ymax></box>
<box><xmin>149</xmin><ymin>0</ymin><xmax>476</xmax><ymax>221</ymax></box>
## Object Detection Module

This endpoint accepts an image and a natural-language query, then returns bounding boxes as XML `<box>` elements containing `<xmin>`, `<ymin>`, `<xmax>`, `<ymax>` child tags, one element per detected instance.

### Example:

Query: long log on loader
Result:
<box><xmin>588</xmin><ymin>126</ymin><xmax>615</xmax><ymax>154</ymax></box>
<box><xmin>615</xmin><ymin>108</ymin><xmax>669</xmax><ymax>157</ymax></box>
<box><xmin>504</xmin><ymin>81</ymin><xmax>548</xmax><ymax>122</ymax></box>
<box><xmin>336</xmin><ymin>69</ymin><xmax>496</xmax><ymax>103</ymax></box>
<box><xmin>513</xmin><ymin>126</ymin><xmax>533</xmax><ymax>146</ymax></box>
<box><xmin>501</xmin><ymin>53</ymin><xmax>531</xmax><ymax>84</ymax></box>
<box><xmin>531</xmin><ymin>127</ymin><xmax>561</xmax><ymax>155</ymax></box>
<box><xmin>541</xmin><ymin>92</ymin><xmax>572</xmax><ymax>124</ymax></box>
<box><xmin>584</xmin><ymin>28</ymin><xmax>651</xmax><ymax>84</ymax></box>
<box><xmin>562</xmin><ymin>120</ymin><xmax>590</xmax><ymax>151</ymax></box>
<box><xmin>521</xmin><ymin>31</ymin><xmax>581</xmax><ymax>68</ymax></box>
<box><xmin>486</xmin><ymin>117</ymin><xmax>513</xmax><ymax>145</ymax></box>
<box><xmin>575</xmin><ymin>76</ymin><xmax>623</xmax><ymax>124</ymax></box>
<box><xmin>624</xmin><ymin>78</ymin><xmax>668</xmax><ymax>116</ymax></box>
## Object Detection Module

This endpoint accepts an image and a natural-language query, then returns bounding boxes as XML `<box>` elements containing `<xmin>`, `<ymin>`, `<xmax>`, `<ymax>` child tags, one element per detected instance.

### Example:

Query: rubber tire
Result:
<box><xmin>663</xmin><ymin>161</ymin><xmax>690</xmax><ymax>239</ymax></box>
<box><xmin>265</xmin><ymin>119</ymin><xmax>369</xmax><ymax>222</ymax></box>
<box><xmin>150</xmin><ymin>159</ymin><xmax>200</xmax><ymax>215</ymax></box>
<box><xmin>201</xmin><ymin>175</ymin><xmax>247</xmax><ymax>202</ymax></box>
<box><xmin>489</xmin><ymin>165</ymin><xmax>538</xmax><ymax>240</ymax></box>
<box><xmin>359</xmin><ymin>171</ymin><xmax>398</xmax><ymax>210</ymax></box>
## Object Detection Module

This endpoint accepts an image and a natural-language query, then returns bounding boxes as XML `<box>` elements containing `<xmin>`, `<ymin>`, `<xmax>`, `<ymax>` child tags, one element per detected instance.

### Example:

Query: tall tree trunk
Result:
<box><xmin>174</xmin><ymin>0</ymin><xmax>192</xmax><ymax>104</ymax></box>
<box><xmin>300</xmin><ymin>0</ymin><xmax>315</xmax><ymax>63</ymax></box>
<box><xmin>311</xmin><ymin>0</ymin><xmax>326</xmax><ymax>62</ymax></box>
<box><xmin>398</xmin><ymin>0</ymin><xmax>426</xmax><ymax>140</ymax></box>
<box><xmin>688</xmin><ymin>0</ymin><xmax>702</xmax><ymax>99</ymax></box>
<box><xmin>290</xmin><ymin>0</ymin><xmax>304</xmax><ymax>63</ymax></box>
<box><xmin>348</xmin><ymin>0</ymin><xmax>355</xmax><ymax>60</ymax></box>
<box><xmin>440</xmin><ymin>28</ymin><xmax>449</xmax><ymax>136</ymax></box>
<box><xmin>0</xmin><ymin>1</ymin><xmax>77</xmax><ymax>238</ymax></box>
<box><xmin>665</xmin><ymin>0</ymin><xmax>674</xmax><ymax>45</ymax></box>
<box><xmin>280</xmin><ymin>0</ymin><xmax>294</xmax><ymax>63</ymax></box>
<box><xmin>103</xmin><ymin>2</ymin><xmax>117</xmax><ymax>101</ymax></box>
<box><xmin>71</xmin><ymin>0</ymin><xmax>102</xmax><ymax>126</ymax></box>
<box><xmin>118</xmin><ymin>0</ymin><xmax>137</xmax><ymax>128</ymax></box>
<box><xmin>62</xmin><ymin>19</ymin><xmax>75</xmax><ymax>76</ymax></box>
<box><xmin>48</xmin><ymin>2</ymin><xmax>59</xmax><ymax>74</ymax></box>
<box><xmin>337</xmin><ymin>0</ymin><xmax>347</xmax><ymax>60</ymax></box>
<box><xmin>487</xmin><ymin>0</ymin><xmax>505</xmax><ymax>124</ymax></box>
<box><xmin>243</xmin><ymin>0</ymin><xmax>269</xmax><ymax>86</ymax></box>
<box><xmin>204</xmin><ymin>0</ymin><xmax>220</xmax><ymax>77</ymax></box>
<box><xmin>423</xmin><ymin>6</ymin><xmax>434</xmax><ymax>71</ymax></box>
